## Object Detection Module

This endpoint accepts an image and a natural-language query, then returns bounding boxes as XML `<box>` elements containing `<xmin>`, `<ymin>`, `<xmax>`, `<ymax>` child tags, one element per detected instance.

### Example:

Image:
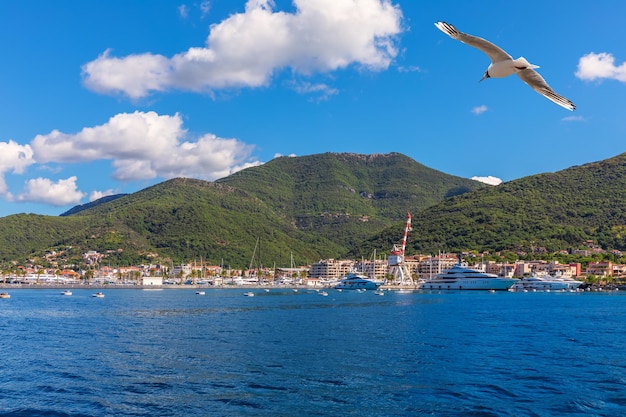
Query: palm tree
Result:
<box><xmin>133</xmin><ymin>270</ymin><xmax>141</xmax><ymax>286</ymax></box>
<box><xmin>84</xmin><ymin>269</ymin><xmax>94</xmax><ymax>284</ymax></box>
<box><xmin>1</xmin><ymin>268</ymin><xmax>10</xmax><ymax>284</ymax></box>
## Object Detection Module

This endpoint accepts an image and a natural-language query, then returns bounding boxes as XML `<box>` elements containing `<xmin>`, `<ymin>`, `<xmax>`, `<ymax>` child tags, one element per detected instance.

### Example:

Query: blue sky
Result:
<box><xmin>0</xmin><ymin>0</ymin><xmax>625</xmax><ymax>217</ymax></box>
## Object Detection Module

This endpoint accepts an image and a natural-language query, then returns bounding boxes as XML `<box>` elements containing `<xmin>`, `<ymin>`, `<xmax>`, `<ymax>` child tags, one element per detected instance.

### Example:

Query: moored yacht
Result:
<box><xmin>420</xmin><ymin>263</ymin><xmax>518</xmax><ymax>291</ymax></box>
<box><xmin>334</xmin><ymin>272</ymin><xmax>383</xmax><ymax>290</ymax></box>
<box><xmin>512</xmin><ymin>274</ymin><xmax>582</xmax><ymax>292</ymax></box>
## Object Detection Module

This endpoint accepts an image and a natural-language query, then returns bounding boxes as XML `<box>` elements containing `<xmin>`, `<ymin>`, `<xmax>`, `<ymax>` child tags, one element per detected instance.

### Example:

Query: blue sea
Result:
<box><xmin>1</xmin><ymin>288</ymin><xmax>626</xmax><ymax>416</ymax></box>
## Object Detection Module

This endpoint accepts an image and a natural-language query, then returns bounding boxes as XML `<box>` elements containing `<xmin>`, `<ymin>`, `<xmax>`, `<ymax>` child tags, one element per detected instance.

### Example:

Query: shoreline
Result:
<box><xmin>0</xmin><ymin>283</ymin><xmax>422</xmax><ymax>291</ymax></box>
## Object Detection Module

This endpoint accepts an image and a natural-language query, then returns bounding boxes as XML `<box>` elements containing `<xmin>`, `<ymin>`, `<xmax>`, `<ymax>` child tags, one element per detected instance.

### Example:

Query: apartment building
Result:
<box><xmin>310</xmin><ymin>259</ymin><xmax>355</xmax><ymax>279</ymax></box>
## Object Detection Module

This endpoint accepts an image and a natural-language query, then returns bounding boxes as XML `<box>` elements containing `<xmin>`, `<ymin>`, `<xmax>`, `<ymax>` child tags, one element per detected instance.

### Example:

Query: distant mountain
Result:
<box><xmin>353</xmin><ymin>153</ymin><xmax>626</xmax><ymax>257</ymax></box>
<box><xmin>60</xmin><ymin>194</ymin><xmax>127</xmax><ymax>216</ymax></box>
<box><xmin>0</xmin><ymin>152</ymin><xmax>482</xmax><ymax>266</ymax></box>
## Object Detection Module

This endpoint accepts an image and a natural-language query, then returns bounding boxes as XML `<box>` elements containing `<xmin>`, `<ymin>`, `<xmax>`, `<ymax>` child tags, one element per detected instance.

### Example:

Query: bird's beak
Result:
<box><xmin>479</xmin><ymin>71</ymin><xmax>490</xmax><ymax>82</ymax></box>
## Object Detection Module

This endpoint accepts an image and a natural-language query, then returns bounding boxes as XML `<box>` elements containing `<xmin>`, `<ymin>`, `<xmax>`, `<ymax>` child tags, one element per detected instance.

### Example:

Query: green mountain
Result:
<box><xmin>216</xmin><ymin>153</ymin><xmax>482</xmax><ymax>249</ymax></box>
<box><xmin>0</xmin><ymin>153</ymin><xmax>482</xmax><ymax>267</ymax></box>
<box><xmin>354</xmin><ymin>153</ymin><xmax>626</xmax><ymax>258</ymax></box>
<box><xmin>4</xmin><ymin>151</ymin><xmax>626</xmax><ymax>269</ymax></box>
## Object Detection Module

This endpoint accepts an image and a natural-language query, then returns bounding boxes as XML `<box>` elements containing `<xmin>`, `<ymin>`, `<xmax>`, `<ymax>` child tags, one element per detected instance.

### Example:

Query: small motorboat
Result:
<box><xmin>61</xmin><ymin>290</ymin><xmax>73</xmax><ymax>296</ymax></box>
<box><xmin>92</xmin><ymin>292</ymin><xmax>105</xmax><ymax>298</ymax></box>
<box><xmin>0</xmin><ymin>292</ymin><xmax>10</xmax><ymax>299</ymax></box>
<box><xmin>243</xmin><ymin>291</ymin><xmax>255</xmax><ymax>297</ymax></box>
<box><xmin>319</xmin><ymin>291</ymin><xmax>329</xmax><ymax>296</ymax></box>
<box><xmin>375</xmin><ymin>290</ymin><xmax>385</xmax><ymax>296</ymax></box>
<box><xmin>195</xmin><ymin>291</ymin><xmax>205</xmax><ymax>295</ymax></box>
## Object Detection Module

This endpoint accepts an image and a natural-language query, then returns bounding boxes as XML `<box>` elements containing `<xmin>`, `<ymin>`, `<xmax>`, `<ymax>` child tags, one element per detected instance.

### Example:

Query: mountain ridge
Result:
<box><xmin>1</xmin><ymin>151</ymin><xmax>624</xmax><ymax>268</ymax></box>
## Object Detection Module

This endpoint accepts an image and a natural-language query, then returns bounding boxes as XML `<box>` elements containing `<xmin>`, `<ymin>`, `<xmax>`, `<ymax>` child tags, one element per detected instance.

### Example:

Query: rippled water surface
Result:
<box><xmin>1</xmin><ymin>288</ymin><xmax>626</xmax><ymax>416</ymax></box>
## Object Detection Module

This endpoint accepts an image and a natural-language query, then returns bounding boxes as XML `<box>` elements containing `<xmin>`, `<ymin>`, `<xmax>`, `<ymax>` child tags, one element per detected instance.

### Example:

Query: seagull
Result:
<box><xmin>434</xmin><ymin>21</ymin><xmax>575</xmax><ymax>111</ymax></box>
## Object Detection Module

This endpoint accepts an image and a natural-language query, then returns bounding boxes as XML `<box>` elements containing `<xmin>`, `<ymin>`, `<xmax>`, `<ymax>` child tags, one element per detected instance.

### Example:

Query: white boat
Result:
<box><xmin>195</xmin><ymin>291</ymin><xmax>205</xmax><ymax>295</ymax></box>
<box><xmin>61</xmin><ymin>290</ymin><xmax>72</xmax><ymax>296</ymax></box>
<box><xmin>420</xmin><ymin>263</ymin><xmax>518</xmax><ymax>291</ymax></box>
<box><xmin>319</xmin><ymin>291</ymin><xmax>329</xmax><ymax>296</ymax></box>
<box><xmin>0</xmin><ymin>292</ymin><xmax>10</xmax><ymax>299</ymax></box>
<box><xmin>92</xmin><ymin>292</ymin><xmax>105</xmax><ymax>298</ymax></box>
<box><xmin>334</xmin><ymin>272</ymin><xmax>383</xmax><ymax>290</ymax></box>
<box><xmin>512</xmin><ymin>274</ymin><xmax>582</xmax><ymax>292</ymax></box>
<box><xmin>243</xmin><ymin>291</ymin><xmax>255</xmax><ymax>297</ymax></box>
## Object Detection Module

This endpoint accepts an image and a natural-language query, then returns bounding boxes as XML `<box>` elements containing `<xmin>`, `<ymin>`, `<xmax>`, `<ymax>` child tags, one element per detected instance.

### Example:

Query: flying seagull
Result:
<box><xmin>434</xmin><ymin>21</ymin><xmax>575</xmax><ymax>111</ymax></box>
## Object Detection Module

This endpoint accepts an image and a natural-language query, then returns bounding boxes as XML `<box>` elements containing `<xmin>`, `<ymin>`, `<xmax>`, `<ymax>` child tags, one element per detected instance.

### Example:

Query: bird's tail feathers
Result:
<box><xmin>516</xmin><ymin>57</ymin><xmax>540</xmax><ymax>69</ymax></box>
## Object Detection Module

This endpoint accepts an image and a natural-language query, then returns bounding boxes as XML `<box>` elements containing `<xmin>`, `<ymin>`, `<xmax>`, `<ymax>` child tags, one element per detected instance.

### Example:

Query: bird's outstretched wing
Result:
<box><xmin>517</xmin><ymin>69</ymin><xmax>576</xmax><ymax>111</ymax></box>
<box><xmin>434</xmin><ymin>21</ymin><xmax>512</xmax><ymax>63</ymax></box>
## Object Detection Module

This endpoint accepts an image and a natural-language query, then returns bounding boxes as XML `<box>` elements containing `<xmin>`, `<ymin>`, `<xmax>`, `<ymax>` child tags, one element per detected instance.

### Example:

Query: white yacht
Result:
<box><xmin>420</xmin><ymin>263</ymin><xmax>518</xmax><ymax>291</ymax></box>
<box><xmin>512</xmin><ymin>274</ymin><xmax>582</xmax><ymax>292</ymax></box>
<box><xmin>334</xmin><ymin>272</ymin><xmax>383</xmax><ymax>290</ymax></box>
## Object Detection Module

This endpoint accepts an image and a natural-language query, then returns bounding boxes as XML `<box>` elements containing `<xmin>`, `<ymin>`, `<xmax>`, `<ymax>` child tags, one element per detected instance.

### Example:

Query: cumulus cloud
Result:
<box><xmin>575</xmin><ymin>52</ymin><xmax>626</xmax><ymax>82</ymax></box>
<box><xmin>82</xmin><ymin>0</ymin><xmax>403</xmax><ymax>98</ymax></box>
<box><xmin>471</xmin><ymin>176</ymin><xmax>502</xmax><ymax>186</ymax></box>
<box><xmin>30</xmin><ymin>111</ymin><xmax>261</xmax><ymax>182</ymax></box>
<box><xmin>90</xmin><ymin>189</ymin><xmax>116</xmax><ymax>202</ymax></box>
<box><xmin>0</xmin><ymin>140</ymin><xmax>35</xmax><ymax>196</ymax></box>
<box><xmin>471</xmin><ymin>105</ymin><xmax>488</xmax><ymax>115</ymax></box>
<box><xmin>18</xmin><ymin>176</ymin><xmax>86</xmax><ymax>206</ymax></box>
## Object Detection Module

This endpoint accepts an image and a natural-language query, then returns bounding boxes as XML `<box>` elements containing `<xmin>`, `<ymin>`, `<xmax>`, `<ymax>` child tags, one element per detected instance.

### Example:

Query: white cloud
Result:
<box><xmin>575</xmin><ymin>52</ymin><xmax>626</xmax><ymax>82</ymax></box>
<box><xmin>274</xmin><ymin>153</ymin><xmax>297</xmax><ymax>158</ymax></box>
<box><xmin>471</xmin><ymin>176</ymin><xmax>502</xmax><ymax>186</ymax></box>
<box><xmin>178</xmin><ymin>4</ymin><xmax>189</xmax><ymax>19</ymax></box>
<box><xmin>471</xmin><ymin>105</ymin><xmax>488</xmax><ymax>115</ymax></box>
<box><xmin>200</xmin><ymin>1</ymin><xmax>212</xmax><ymax>18</ymax></box>
<box><xmin>82</xmin><ymin>0</ymin><xmax>403</xmax><ymax>98</ymax></box>
<box><xmin>30</xmin><ymin>111</ymin><xmax>261</xmax><ymax>182</ymax></box>
<box><xmin>18</xmin><ymin>176</ymin><xmax>86</xmax><ymax>206</ymax></box>
<box><xmin>288</xmin><ymin>81</ymin><xmax>339</xmax><ymax>101</ymax></box>
<box><xmin>397</xmin><ymin>65</ymin><xmax>421</xmax><ymax>73</ymax></box>
<box><xmin>562</xmin><ymin>115</ymin><xmax>586</xmax><ymax>122</ymax></box>
<box><xmin>90</xmin><ymin>189</ymin><xmax>116</xmax><ymax>202</ymax></box>
<box><xmin>0</xmin><ymin>140</ymin><xmax>35</xmax><ymax>196</ymax></box>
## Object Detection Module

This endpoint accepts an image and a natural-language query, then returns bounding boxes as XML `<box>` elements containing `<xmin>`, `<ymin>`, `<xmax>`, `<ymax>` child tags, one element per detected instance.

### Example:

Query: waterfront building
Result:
<box><xmin>415</xmin><ymin>254</ymin><xmax>458</xmax><ymax>280</ymax></box>
<box><xmin>357</xmin><ymin>259</ymin><xmax>388</xmax><ymax>279</ymax></box>
<box><xmin>142</xmin><ymin>277</ymin><xmax>163</xmax><ymax>286</ymax></box>
<box><xmin>310</xmin><ymin>259</ymin><xmax>354</xmax><ymax>280</ymax></box>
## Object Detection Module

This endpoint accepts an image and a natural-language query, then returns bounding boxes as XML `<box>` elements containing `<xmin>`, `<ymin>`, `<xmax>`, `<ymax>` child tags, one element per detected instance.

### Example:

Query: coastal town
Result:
<box><xmin>1</xmin><ymin>243</ymin><xmax>624</xmax><ymax>289</ymax></box>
